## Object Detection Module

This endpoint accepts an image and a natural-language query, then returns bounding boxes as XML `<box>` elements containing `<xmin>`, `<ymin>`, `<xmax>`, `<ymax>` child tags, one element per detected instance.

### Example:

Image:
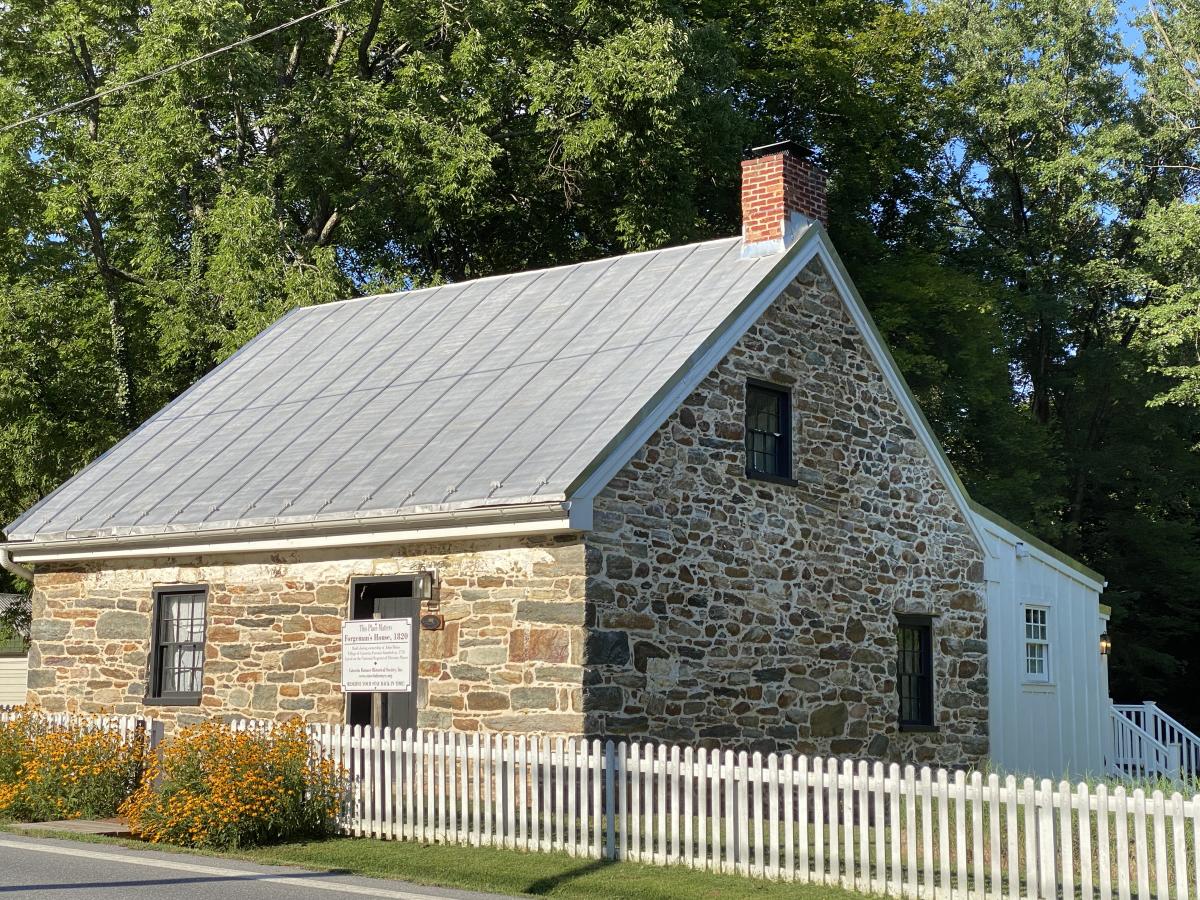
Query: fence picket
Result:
<box><xmin>797</xmin><ymin>755</ymin><xmax>810</xmax><ymax>883</ymax></box>
<box><xmin>557</xmin><ymin>737</ymin><xmax>568</xmax><ymax>855</ymax></box>
<box><xmin>814</xmin><ymin>757</ymin><xmax>826</xmax><ymax>883</ymax></box>
<box><xmin>1059</xmin><ymin>780</ymin><xmax>1074</xmax><ymax>899</ymax></box>
<box><xmin>617</xmin><ymin>741</ymin><xmax>628</xmax><ymax>860</ymax></box>
<box><xmin>505</xmin><ymin>734</ymin><xmax>517</xmax><ymax>851</ymax></box>
<box><xmin>657</xmin><ymin>744</ymin><xmax>668</xmax><ymax>866</ymax></box>
<box><xmin>1078</xmin><ymin>782</ymin><xmax>1093</xmax><ymax>900</ymax></box>
<box><xmin>954</xmin><ymin>769</ymin><xmax>968</xmax><ymax>898</ymax></box>
<box><xmin>1037</xmin><ymin>779</ymin><xmax>1057</xmax><ymax>900</ymax></box>
<box><xmin>569</xmin><ymin>738</ymin><xmax>580</xmax><ymax>857</ymax></box>
<box><xmin>920</xmin><ymin>766</ymin><xmax>934</xmax><ymax>896</ymax></box>
<box><xmin>382</xmin><ymin>726</ymin><xmax>393</xmax><ymax>841</ymax></box>
<box><xmin>768</xmin><ymin>753</ymin><xmax>780</xmax><ymax>880</ymax></box>
<box><xmin>783</xmin><ymin>754</ymin><xmax>795</xmax><ymax>882</ymax></box>
<box><xmin>1172</xmin><ymin>792</ymin><xmax>1188</xmax><ymax>900</ymax></box>
<box><xmin>828</xmin><ymin>757</ymin><xmax>840</xmax><ymax>886</ymax></box>
<box><xmin>870</xmin><ymin>761</ymin><xmax>883</xmax><ymax>895</ymax></box>
<box><xmin>987</xmin><ymin>773</ymin><xmax>1001</xmax><ymax>900</ymax></box>
<box><xmin>695</xmin><ymin>747</ymin><xmax>706</xmax><ymax>871</ymax></box>
<box><xmin>887</xmin><ymin>763</ymin><xmax>902</xmax><ymax>897</ymax></box>
<box><xmin>1023</xmin><ymin>778</ymin><xmax>1039</xmax><ymax>900</ymax></box>
<box><xmin>670</xmin><ymin>744</ymin><xmax>681</xmax><ymax>865</ymax></box>
<box><xmin>724</xmin><ymin>749</ymin><xmax>737</xmax><ymax>875</ymax></box>
<box><xmin>937</xmin><ymin>768</ymin><xmax>951</xmax><ymax>897</ymax></box>
<box><xmin>1097</xmin><ymin>783</ymin><xmax>1112</xmax><ymax>900</ymax></box>
<box><xmin>605</xmin><ymin>741</ymin><xmax>617</xmax><ymax>860</ymax></box>
<box><xmin>752</xmin><ymin>751</ymin><xmax>765</xmax><ymax>878</ymax></box>
<box><xmin>1134</xmin><ymin>788</ymin><xmax>1150</xmax><ymax>898</ymax></box>
<box><xmin>1153</xmin><ymin>790</ymin><xmax>1169</xmax><ymax>899</ymax></box>
<box><xmin>1191</xmin><ymin>794</ymin><xmax>1200</xmax><ymax>900</ymax></box>
<box><xmin>842</xmin><ymin>758</ymin><xmax>855</xmax><ymax>890</ymax></box>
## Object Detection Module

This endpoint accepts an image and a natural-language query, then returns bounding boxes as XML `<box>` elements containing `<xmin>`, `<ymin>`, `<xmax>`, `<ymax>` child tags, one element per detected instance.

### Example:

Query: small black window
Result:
<box><xmin>745</xmin><ymin>382</ymin><xmax>791</xmax><ymax>480</ymax></box>
<box><xmin>148</xmin><ymin>586</ymin><xmax>207</xmax><ymax>705</ymax></box>
<box><xmin>897</xmin><ymin>615</ymin><xmax>935</xmax><ymax>730</ymax></box>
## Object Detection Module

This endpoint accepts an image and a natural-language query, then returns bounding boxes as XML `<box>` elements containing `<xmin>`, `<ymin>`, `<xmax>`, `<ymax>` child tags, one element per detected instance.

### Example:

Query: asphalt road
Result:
<box><xmin>0</xmin><ymin>834</ymin><xmax>518</xmax><ymax>899</ymax></box>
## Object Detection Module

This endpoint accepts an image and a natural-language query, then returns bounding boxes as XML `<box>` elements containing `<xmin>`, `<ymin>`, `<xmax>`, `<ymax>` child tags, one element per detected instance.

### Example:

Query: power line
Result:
<box><xmin>0</xmin><ymin>0</ymin><xmax>352</xmax><ymax>135</ymax></box>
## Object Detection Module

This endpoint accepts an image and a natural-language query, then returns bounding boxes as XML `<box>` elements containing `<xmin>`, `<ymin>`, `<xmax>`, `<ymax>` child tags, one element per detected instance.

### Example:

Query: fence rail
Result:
<box><xmin>5</xmin><ymin>707</ymin><xmax>1200</xmax><ymax>898</ymax></box>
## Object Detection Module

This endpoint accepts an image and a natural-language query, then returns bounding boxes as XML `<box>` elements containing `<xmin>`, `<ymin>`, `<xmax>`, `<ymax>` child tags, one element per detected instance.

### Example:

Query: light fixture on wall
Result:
<box><xmin>418</xmin><ymin>570</ymin><xmax>444</xmax><ymax>631</ymax></box>
<box><xmin>1099</xmin><ymin>632</ymin><xmax>1112</xmax><ymax>656</ymax></box>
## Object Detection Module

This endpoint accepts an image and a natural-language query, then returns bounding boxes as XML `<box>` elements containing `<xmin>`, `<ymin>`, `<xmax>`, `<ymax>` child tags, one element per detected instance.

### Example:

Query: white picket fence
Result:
<box><xmin>0</xmin><ymin>706</ymin><xmax>160</xmax><ymax>746</ymax></box>
<box><xmin>292</xmin><ymin>721</ymin><xmax>1200</xmax><ymax>899</ymax></box>
<box><xmin>6</xmin><ymin>707</ymin><xmax>1200</xmax><ymax>898</ymax></box>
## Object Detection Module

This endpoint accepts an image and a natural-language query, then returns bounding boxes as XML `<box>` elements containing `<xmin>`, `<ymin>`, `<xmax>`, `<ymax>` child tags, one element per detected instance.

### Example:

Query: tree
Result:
<box><xmin>913</xmin><ymin>0</ymin><xmax>1200</xmax><ymax>722</ymax></box>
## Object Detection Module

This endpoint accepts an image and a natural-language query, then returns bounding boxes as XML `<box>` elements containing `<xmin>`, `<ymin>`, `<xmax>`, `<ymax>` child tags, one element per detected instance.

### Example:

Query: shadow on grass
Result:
<box><xmin>522</xmin><ymin>857</ymin><xmax>617</xmax><ymax>894</ymax></box>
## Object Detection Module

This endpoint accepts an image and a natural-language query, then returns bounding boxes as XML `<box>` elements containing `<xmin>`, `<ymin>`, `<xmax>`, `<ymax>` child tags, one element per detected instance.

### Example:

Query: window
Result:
<box><xmin>897</xmin><ymin>616</ymin><xmax>935</xmax><ymax>729</ymax></box>
<box><xmin>1024</xmin><ymin>606</ymin><xmax>1050</xmax><ymax>683</ymax></box>
<box><xmin>745</xmin><ymin>382</ymin><xmax>791</xmax><ymax>481</ymax></box>
<box><xmin>148</xmin><ymin>586</ymin><xmax>207</xmax><ymax>704</ymax></box>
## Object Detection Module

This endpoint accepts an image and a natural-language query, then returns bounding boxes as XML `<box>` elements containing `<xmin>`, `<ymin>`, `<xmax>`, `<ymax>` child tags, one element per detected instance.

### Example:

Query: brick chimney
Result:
<box><xmin>740</xmin><ymin>141</ymin><xmax>827</xmax><ymax>258</ymax></box>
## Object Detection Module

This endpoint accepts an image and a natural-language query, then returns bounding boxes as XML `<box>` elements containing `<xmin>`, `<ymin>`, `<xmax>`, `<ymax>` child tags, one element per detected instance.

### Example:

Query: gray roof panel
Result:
<box><xmin>8</xmin><ymin>236</ymin><xmax>782</xmax><ymax>541</ymax></box>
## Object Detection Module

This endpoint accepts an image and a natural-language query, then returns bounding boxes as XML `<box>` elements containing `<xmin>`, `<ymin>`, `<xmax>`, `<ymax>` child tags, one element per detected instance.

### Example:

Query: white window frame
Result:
<box><xmin>1023</xmin><ymin>605</ymin><xmax>1051</xmax><ymax>684</ymax></box>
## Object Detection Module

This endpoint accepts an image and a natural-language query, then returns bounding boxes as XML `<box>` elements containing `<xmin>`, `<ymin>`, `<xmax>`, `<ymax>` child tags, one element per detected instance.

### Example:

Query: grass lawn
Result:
<box><xmin>0</xmin><ymin>825</ymin><xmax>878</xmax><ymax>899</ymax></box>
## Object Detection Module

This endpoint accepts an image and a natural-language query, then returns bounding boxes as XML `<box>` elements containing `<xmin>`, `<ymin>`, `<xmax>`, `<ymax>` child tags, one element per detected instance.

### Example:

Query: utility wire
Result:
<box><xmin>0</xmin><ymin>0</ymin><xmax>351</xmax><ymax>135</ymax></box>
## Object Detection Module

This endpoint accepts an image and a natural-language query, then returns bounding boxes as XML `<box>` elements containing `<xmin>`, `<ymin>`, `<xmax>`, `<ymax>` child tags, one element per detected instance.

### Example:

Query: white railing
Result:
<box><xmin>1109</xmin><ymin>704</ymin><xmax>1180</xmax><ymax>781</ymax></box>
<box><xmin>6</xmin><ymin>708</ymin><xmax>1200</xmax><ymax>897</ymax></box>
<box><xmin>1115</xmin><ymin>702</ymin><xmax>1200</xmax><ymax>783</ymax></box>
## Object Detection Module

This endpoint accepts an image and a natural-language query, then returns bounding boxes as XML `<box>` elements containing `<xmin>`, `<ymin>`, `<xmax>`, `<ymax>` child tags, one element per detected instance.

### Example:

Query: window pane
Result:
<box><xmin>897</xmin><ymin>621</ymin><xmax>932</xmax><ymax>727</ymax></box>
<box><xmin>154</xmin><ymin>589</ymin><xmax>207</xmax><ymax>698</ymax></box>
<box><xmin>746</xmin><ymin>386</ymin><xmax>787</xmax><ymax>477</ymax></box>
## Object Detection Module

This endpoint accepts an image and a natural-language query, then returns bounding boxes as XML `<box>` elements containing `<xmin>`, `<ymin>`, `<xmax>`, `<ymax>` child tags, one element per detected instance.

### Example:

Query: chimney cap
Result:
<box><xmin>744</xmin><ymin>139</ymin><xmax>817</xmax><ymax>163</ymax></box>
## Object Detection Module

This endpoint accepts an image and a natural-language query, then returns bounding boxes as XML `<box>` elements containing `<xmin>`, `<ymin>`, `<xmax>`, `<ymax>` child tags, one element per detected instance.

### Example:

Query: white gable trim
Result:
<box><xmin>971</xmin><ymin>501</ymin><xmax>1105</xmax><ymax>592</ymax></box>
<box><xmin>570</xmin><ymin>224</ymin><xmax>993</xmax><ymax>557</ymax></box>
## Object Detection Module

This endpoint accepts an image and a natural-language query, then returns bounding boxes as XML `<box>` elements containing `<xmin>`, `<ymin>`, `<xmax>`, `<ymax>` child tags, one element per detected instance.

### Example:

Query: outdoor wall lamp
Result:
<box><xmin>1100</xmin><ymin>632</ymin><xmax>1112</xmax><ymax>656</ymax></box>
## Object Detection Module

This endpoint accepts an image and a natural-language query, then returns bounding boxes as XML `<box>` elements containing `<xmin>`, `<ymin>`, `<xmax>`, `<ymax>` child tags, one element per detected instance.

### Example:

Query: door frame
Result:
<box><xmin>345</xmin><ymin>574</ymin><xmax>426</xmax><ymax>730</ymax></box>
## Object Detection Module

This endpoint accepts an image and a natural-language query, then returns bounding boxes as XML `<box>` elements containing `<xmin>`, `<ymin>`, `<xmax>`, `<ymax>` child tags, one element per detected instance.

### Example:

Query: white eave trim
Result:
<box><xmin>5</xmin><ymin>500</ymin><xmax>591</xmax><ymax>564</ymax></box>
<box><xmin>570</xmin><ymin>225</ymin><xmax>993</xmax><ymax>558</ymax></box>
<box><xmin>972</xmin><ymin>508</ymin><xmax>1105</xmax><ymax>593</ymax></box>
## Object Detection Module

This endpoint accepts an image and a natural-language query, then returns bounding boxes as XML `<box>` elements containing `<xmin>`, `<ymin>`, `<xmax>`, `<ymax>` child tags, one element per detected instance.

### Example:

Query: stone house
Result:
<box><xmin>1</xmin><ymin>142</ymin><xmax>1109</xmax><ymax>771</ymax></box>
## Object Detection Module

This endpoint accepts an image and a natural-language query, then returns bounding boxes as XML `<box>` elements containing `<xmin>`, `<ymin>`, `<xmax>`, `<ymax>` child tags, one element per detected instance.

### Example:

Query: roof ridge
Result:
<box><xmin>315</xmin><ymin>235</ymin><xmax>743</xmax><ymax>310</ymax></box>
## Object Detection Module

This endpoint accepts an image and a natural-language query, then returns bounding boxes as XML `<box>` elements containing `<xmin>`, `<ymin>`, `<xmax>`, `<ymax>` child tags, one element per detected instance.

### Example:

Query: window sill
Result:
<box><xmin>745</xmin><ymin>469</ymin><xmax>799</xmax><ymax>487</ymax></box>
<box><xmin>143</xmin><ymin>695</ymin><xmax>202</xmax><ymax>707</ymax></box>
<box><xmin>899</xmin><ymin>723</ymin><xmax>939</xmax><ymax>733</ymax></box>
<box><xmin>1021</xmin><ymin>682</ymin><xmax>1056</xmax><ymax>694</ymax></box>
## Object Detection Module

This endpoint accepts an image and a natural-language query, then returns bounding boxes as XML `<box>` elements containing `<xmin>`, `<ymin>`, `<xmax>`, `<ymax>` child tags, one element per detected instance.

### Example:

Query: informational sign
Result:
<box><xmin>341</xmin><ymin>618</ymin><xmax>413</xmax><ymax>693</ymax></box>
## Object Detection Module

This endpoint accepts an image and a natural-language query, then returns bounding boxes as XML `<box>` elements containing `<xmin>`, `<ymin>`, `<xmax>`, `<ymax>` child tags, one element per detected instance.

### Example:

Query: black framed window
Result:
<box><xmin>897</xmin><ymin>615</ymin><xmax>935</xmax><ymax>730</ymax></box>
<box><xmin>745</xmin><ymin>382</ymin><xmax>791</xmax><ymax>481</ymax></box>
<box><xmin>148</xmin><ymin>586</ymin><xmax>207</xmax><ymax>705</ymax></box>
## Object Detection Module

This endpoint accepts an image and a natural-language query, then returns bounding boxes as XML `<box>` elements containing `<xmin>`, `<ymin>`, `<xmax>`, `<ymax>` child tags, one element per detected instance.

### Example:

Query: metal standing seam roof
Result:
<box><xmin>7</xmin><ymin>236</ymin><xmax>784</xmax><ymax>543</ymax></box>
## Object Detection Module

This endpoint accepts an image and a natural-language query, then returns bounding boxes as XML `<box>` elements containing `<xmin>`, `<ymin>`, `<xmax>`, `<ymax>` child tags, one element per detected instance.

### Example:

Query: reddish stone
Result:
<box><xmin>508</xmin><ymin>628</ymin><xmax>570</xmax><ymax>663</ymax></box>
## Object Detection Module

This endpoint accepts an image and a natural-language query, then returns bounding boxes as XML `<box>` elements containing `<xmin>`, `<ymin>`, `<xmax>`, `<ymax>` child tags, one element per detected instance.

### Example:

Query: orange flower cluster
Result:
<box><xmin>0</xmin><ymin>706</ymin><xmax>147</xmax><ymax>822</ymax></box>
<box><xmin>121</xmin><ymin>720</ymin><xmax>345</xmax><ymax>849</ymax></box>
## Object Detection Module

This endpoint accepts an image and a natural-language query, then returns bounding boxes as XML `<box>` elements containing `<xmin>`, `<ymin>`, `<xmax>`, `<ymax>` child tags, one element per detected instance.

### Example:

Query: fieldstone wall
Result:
<box><xmin>25</xmin><ymin>536</ymin><xmax>587</xmax><ymax>733</ymax></box>
<box><xmin>582</xmin><ymin>258</ymin><xmax>989</xmax><ymax>767</ymax></box>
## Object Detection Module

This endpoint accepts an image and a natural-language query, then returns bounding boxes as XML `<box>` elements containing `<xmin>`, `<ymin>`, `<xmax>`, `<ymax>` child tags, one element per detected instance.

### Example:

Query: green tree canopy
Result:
<box><xmin>4</xmin><ymin>0</ymin><xmax>1200</xmax><ymax>724</ymax></box>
